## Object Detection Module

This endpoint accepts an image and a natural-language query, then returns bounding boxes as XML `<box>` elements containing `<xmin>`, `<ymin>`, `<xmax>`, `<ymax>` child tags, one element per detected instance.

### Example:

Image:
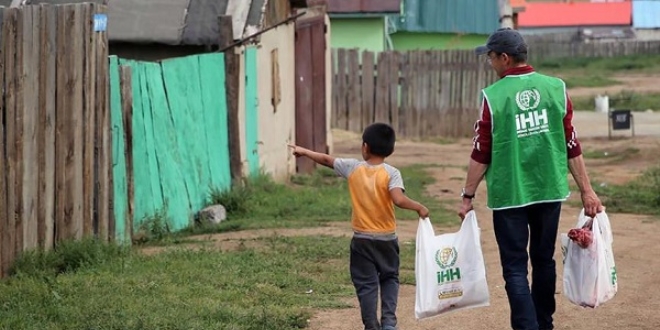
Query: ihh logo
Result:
<box><xmin>516</xmin><ymin>108</ymin><xmax>548</xmax><ymax>131</ymax></box>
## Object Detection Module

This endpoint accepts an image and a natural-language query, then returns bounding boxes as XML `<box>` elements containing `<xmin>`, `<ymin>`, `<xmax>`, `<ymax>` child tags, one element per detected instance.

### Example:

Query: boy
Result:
<box><xmin>288</xmin><ymin>123</ymin><xmax>429</xmax><ymax>330</ymax></box>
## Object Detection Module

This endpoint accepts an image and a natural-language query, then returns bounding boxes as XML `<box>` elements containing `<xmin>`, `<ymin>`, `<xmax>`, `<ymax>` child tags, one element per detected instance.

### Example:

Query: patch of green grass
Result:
<box><xmin>184</xmin><ymin>165</ymin><xmax>450</xmax><ymax>235</ymax></box>
<box><xmin>0</xmin><ymin>236</ymin><xmax>418</xmax><ymax>329</ymax></box>
<box><xmin>571</xmin><ymin>91</ymin><xmax>660</xmax><ymax>111</ymax></box>
<box><xmin>10</xmin><ymin>238</ymin><xmax>130</xmax><ymax>278</ymax></box>
<box><xmin>561</xmin><ymin>75</ymin><xmax>620</xmax><ymax>88</ymax></box>
<box><xmin>594</xmin><ymin>166</ymin><xmax>660</xmax><ymax>216</ymax></box>
<box><xmin>537</xmin><ymin>54</ymin><xmax>660</xmax><ymax>73</ymax></box>
<box><xmin>198</xmin><ymin>169</ymin><xmax>351</xmax><ymax>232</ymax></box>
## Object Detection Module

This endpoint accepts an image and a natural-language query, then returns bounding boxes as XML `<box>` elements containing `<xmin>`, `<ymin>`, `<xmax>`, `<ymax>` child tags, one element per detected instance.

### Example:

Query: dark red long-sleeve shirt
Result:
<box><xmin>471</xmin><ymin>65</ymin><xmax>582</xmax><ymax>164</ymax></box>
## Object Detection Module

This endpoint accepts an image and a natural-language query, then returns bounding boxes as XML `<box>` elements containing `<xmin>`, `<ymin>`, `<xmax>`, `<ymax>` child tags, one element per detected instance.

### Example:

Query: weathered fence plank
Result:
<box><xmin>95</xmin><ymin>4</ymin><xmax>111</xmax><ymax>241</ymax></box>
<box><xmin>2</xmin><ymin>8</ymin><xmax>19</xmax><ymax>277</ymax></box>
<box><xmin>22</xmin><ymin>5</ymin><xmax>39</xmax><ymax>251</ymax></box>
<box><xmin>373</xmin><ymin>52</ymin><xmax>388</xmax><ymax>124</ymax></box>
<box><xmin>82</xmin><ymin>3</ymin><xmax>95</xmax><ymax>238</ymax></box>
<box><xmin>0</xmin><ymin>7</ymin><xmax>7</xmax><ymax>278</ymax></box>
<box><xmin>38</xmin><ymin>4</ymin><xmax>57</xmax><ymax>250</ymax></box>
<box><xmin>55</xmin><ymin>4</ymin><xmax>70</xmax><ymax>241</ymax></box>
<box><xmin>347</xmin><ymin>49</ymin><xmax>361</xmax><ymax>132</ymax></box>
<box><xmin>388</xmin><ymin>51</ymin><xmax>399</xmax><ymax>133</ymax></box>
<box><xmin>120</xmin><ymin>65</ymin><xmax>134</xmax><ymax>243</ymax></box>
<box><xmin>14</xmin><ymin>5</ymin><xmax>25</xmax><ymax>259</ymax></box>
<box><xmin>361</xmin><ymin>51</ymin><xmax>374</xmax><ymax>132</ymax></box>
<box><xmin>336</xmin><ymin>48</ymin><xmax>347</xmax><ymax>130</ymax></box>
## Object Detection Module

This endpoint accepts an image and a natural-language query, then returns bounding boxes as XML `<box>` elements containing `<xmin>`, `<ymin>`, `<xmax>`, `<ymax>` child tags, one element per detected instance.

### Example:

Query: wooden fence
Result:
<box><xmin>332</xmin><ymin>49</ymin><xmax>497</xmax><ymax>138</ymax></box>
<box><xmin>332</xmin><ymin>40</ymin><xmax>660</xmax><ymax>138</ymax></box>
<box><xmin>0</xmin><ymin>3</ymin><xmax>110</xmax><ymax>277</ymax></box>
<box><xmin>526</xmin><ymin>40</ymin><xmax>660</xmax><ymax>63</ymax></box>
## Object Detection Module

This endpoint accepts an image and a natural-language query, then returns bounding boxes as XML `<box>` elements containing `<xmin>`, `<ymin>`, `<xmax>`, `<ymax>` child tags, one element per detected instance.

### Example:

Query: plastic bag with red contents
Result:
<box><xmin>560</xmin><ymin>209</ymin><xmax>617</xmax><ymax>308</ymax></box>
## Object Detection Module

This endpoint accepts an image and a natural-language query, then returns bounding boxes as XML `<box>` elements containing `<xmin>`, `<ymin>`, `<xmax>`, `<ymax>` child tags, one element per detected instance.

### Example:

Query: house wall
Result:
<box><xmin>390</xmin><ymin>32</ymin><xmax>487</xmax><ymax>50</ymax></box>
<box><xmin>234</xmin><ymin>45</ymin><xmax>260</xmax><ymax>178</ymax></box>
<box><xmin>635</xmin><ymin>29</ymin><xmax>660</xmax><ymax>41</ymax></box>
<box><xmin>255</xmin><ymin>22</ymin><xmax>297</xmax><ymax>182</ymax></box>
<box><xmin>330</xmin><ymin>17</ymin><xmax>386</xmax><ymax>52</ymax></box>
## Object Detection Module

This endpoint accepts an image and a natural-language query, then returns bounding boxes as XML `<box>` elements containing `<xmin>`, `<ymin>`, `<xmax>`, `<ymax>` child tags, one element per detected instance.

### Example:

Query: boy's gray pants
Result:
<box><xmin>350</xmin><ymin>236</ymin><xmax>400</xmax><ymax>330</ymax></box>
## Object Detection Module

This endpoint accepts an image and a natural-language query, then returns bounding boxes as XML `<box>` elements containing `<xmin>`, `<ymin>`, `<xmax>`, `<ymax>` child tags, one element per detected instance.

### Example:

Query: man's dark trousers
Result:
<box><xmin>493</xmin><ymin>202</ymin><xmax>562</xmax><ymax>330</ymax></box>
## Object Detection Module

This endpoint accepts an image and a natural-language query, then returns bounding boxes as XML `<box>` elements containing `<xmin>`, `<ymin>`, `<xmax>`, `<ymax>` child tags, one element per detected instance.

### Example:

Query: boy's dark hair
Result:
<box><xmin>362</xmin><ymin>123</ymin><xmax>396</xmax><ymax>157</ymax></box>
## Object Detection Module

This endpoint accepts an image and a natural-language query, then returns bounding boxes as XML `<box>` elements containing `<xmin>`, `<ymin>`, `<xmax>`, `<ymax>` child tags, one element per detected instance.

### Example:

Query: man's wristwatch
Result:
<box><xmin>461</xmin><ymin>188</ymin><xmax>475</xmax><ymax>200</ymax></box>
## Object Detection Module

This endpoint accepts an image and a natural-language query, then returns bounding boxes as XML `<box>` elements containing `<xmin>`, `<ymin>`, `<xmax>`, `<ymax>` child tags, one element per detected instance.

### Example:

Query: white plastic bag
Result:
<box><xmin>561</xmin><ymin>209</ymin><xmax>617</xmax><ymax>308</ymax></box>
<box><xmin>414</xmin><ymin>211</ymin><xmax>490</xmax><ymax>319</ymax></box>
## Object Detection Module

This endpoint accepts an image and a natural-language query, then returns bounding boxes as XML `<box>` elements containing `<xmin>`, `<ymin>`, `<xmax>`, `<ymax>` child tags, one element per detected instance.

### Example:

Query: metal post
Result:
<box><xmin>631</xmin><ymin>113</ymin><xmax>635</xmax><ymax>137</ymax></box>
<box><xmin>608</xmin><ymin>109</ymin><xmax>612</xmax><ymax>140</ymax></box>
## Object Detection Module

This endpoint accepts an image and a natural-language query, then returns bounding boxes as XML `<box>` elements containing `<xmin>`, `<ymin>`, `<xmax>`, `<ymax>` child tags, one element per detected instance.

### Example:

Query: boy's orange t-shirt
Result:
<box><xmin>334</xmin><ymin>158</ymin><xmax>405</xmax><ymax>234</ymax></box>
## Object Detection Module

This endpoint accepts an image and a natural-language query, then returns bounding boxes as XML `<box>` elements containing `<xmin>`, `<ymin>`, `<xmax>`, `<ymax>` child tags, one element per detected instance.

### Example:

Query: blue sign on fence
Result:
<box><xmin>94</xmin><ymin>14</ymin><xmax>107</xmax><ymax>32</ymax></box>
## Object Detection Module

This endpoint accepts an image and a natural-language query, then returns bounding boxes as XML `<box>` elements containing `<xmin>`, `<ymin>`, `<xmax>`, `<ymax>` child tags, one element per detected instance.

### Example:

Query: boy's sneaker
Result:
<box><xmin>381</xmin><ymin>326</ymin><xmax>397</xmax><ymax>330</ymax></box>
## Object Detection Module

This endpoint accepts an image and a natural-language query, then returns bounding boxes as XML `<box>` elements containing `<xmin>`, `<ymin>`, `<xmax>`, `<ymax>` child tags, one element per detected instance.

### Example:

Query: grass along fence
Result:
<box><xmin>332</xmin><ymin>49</ymin><xmax>497</xmax><ymax>139</ymax></box>
<box><xmin>0</xmin><ymin>4</ymin><xmax>110</xmax><ymax>277</ymax></box>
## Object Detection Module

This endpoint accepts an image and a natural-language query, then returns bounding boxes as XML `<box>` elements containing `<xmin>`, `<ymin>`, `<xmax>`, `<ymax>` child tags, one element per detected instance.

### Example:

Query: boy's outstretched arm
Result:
<box><xmin>288</xmin><ymin>144</ymin><xmax>335</xmax><ymax>168</ymax></box>
<box><xmin>390</xmin><ymin>188</ymin><xmax>429</xmax><ymax>218</ymax></box>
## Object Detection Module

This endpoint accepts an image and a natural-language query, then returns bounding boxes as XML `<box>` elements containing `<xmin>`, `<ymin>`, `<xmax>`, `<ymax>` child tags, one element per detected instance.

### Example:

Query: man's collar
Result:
<box><xmin>501</xmin><ymin>65</ymin><xmax>535</xmax><ymax>78</ymax></box>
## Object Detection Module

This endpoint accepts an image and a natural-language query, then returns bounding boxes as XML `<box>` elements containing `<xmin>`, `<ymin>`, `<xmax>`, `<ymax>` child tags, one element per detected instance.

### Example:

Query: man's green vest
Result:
<box><xmin>483</xmin><ymin>72</ymin><xmax>570</xmax><ymax>210</ymax></box>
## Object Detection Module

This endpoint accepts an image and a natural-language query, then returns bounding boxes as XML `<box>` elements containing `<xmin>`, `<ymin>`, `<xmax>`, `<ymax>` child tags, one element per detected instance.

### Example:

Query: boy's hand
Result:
<box><xmin>418</xmin><ymin>205</ymin><xmax>429</xmax><ymax>219</ymax></box>
<box><xmin>287</xmin><ymin>143</ymin><xmax>336</xmax><ymax>168</ymax></box>
<box><xmin>287</xmin><ymin>144</ymin><xmax>307</xmax><ymax>157</ymax></box>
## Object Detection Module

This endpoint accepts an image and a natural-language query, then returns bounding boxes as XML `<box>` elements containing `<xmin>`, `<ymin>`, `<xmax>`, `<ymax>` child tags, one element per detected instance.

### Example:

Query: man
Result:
<box><xmin>457</xmin><ymin>28</ymin><xmax>604</xmax><ymax>330</ymax></box>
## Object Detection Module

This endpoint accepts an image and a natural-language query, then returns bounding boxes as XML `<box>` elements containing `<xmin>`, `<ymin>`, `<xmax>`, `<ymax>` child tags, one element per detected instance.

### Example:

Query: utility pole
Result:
<box><xmin>498</xmin><ymin>0</ymin><xmax>514</xmax><ymax>29</ymax></box>
<box><xmin>9</xmin><ymin>0</ymin><xmax>26</xmax><ymax>8</ymax></box>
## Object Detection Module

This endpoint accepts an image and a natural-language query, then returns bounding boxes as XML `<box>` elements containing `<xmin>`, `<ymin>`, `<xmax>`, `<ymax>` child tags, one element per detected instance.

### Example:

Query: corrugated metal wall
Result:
<box><xmin>633</xmin><ymin>0</ymin><xmax>660</xmax><ymax>29</ymax></box>
<box><xmin>397</xmin><ymin>0</ymin><xmax>499</xmax><ymax>35</ymax></box>
<box><xmin>111</xmin><ymin>54</ymin><xmax>232</xmax><ymax>232</ymax></box>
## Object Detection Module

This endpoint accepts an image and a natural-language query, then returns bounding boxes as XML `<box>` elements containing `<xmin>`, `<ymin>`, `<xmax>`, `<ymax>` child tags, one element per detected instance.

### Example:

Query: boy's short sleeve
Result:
<box><xmin>385</xmin><ymin>165</ymin><xmax>405</xmax><ymax>191</ymax></box>
<box><xmin>334</xmin><ymin>158</ymin><xmax>359</xmax><ymax>178</ymax></box>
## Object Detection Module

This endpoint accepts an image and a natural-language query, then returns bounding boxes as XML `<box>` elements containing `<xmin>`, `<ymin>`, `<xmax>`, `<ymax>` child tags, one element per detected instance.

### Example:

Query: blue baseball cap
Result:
<box><xmin>475</xmin><ymin>28</ymin><xmax>528</xmax><ymax>56</ymax></box>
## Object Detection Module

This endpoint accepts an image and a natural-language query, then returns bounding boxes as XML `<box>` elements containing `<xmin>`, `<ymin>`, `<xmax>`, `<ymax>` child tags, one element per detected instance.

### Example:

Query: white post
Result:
<box><xmin>498</xmin><ymin>0</ymin><xmax>514</xmax><ymax>29</ymax></box>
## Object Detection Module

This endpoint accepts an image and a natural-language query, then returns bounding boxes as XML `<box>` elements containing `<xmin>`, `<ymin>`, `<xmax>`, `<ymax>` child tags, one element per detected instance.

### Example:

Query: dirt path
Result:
<box><xmin>149</xmin><ymin>129</ymin><xmax>660</xmax><ymax>329</ymax></box>
<box><xmin>306</xmin><ymin>132</ymin><xmax>660</xmax><ymax>330</ymax></box>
